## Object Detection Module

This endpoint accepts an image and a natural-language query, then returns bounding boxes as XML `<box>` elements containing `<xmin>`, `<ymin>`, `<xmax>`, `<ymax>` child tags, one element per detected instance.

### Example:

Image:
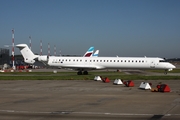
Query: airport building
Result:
<box><xmin>0</xmin><ymin>48</ymin><xmax>10</xmax><ymax>68</ymax></box>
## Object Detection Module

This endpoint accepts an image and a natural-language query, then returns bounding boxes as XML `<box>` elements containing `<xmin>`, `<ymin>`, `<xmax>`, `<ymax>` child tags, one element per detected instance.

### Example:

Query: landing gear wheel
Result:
<box><xmin>77</xmin><ymin>71</ymin><xmax>82</xmax><ymax>75</ymax></box>
<box><xmin>83</xmin><ymin>71</ymin><xmax>88</xmax><ymax>75</ymax></box>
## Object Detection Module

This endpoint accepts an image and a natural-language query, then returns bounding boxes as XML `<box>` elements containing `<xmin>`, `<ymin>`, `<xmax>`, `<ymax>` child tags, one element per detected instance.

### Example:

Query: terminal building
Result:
<box><xmin>0</xmin><ymin>48</ymin><xmax>26</xmax><ymax>70</ymax></box>
<box><xmin>0</xmin><ymin>48</ymin><xmax>10</xmax><ymax>69</ymax></box>
<box><xmin>0</xmin><ymin>48</ymin><xmax>10</xmax><ymax>65</ymax></box>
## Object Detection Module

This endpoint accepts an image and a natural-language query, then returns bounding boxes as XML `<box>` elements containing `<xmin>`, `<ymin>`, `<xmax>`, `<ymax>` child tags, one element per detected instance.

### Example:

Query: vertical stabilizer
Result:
<box><xmin>16</xmin><ymin>44</ymin><xmax>38</xmax><ymax>64</ymax></box>
<box><xmin>83</xmin><ymin>46</ymin><xmax>94</xmax><ymax>57</ymax></box>
<box><xmin>93</xmin><ymin>50</ymin><xmax>99</xmax><ymax>57</ymax></box>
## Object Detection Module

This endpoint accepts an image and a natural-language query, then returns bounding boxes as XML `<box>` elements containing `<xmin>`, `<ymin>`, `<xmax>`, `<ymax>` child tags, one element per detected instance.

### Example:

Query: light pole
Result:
<box><xmin>12</xmin><ymin>29</ymin><xmax>15</xmax><ymax>70</ymax></box>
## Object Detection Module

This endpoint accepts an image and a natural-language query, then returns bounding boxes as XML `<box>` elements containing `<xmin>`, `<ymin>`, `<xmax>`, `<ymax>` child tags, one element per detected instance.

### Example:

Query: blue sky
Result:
<box><xmin>0</xmin><ymin>0</ymin><xmax>180</xmax><ymax>58</ymax></box>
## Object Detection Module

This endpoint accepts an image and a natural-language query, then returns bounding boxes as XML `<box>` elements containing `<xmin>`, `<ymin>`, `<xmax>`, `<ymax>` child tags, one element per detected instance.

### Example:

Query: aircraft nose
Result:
<box><xmin>166</xmin><ymin>63</ymin><xmax>176</xmax><ymax>71</ymax></box>
<box><xmin>169</xmin><ymin>63</ymin><xmax>176</xmax><ymax>69</ymax></box>
<box><xmin>172</xmin><ymin>64</ymin><xmax>176</xmax><ymax>69</ymax></box>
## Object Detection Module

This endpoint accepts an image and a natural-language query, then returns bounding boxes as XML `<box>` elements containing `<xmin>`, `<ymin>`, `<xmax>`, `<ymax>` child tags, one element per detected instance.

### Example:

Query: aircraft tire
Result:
<box><xmin>83</xmin><ymin>71</ymin><xmax>88</xmax><ymax>75</ymax></box>
<box><xmin>77</xmin><ymin>71</ymin><xmax>82</xmax><ymax>75</ymax></box>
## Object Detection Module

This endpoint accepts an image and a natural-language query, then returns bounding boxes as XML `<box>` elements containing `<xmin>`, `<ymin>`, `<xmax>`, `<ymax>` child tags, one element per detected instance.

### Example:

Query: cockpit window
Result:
<box><xmin>159</xmin><ymin>60</ymin><xmax>167</xmax><ymax>62</ymax></box>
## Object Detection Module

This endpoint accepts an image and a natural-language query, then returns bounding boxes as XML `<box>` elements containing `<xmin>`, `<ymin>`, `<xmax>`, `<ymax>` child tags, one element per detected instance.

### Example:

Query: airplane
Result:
<box><xmin>16</xmin><ymin>44</ymin><xmax>176</xmax><ymax>75</ymax></box>
<box><xmin>16</xmin><ymin>44</ymin><xmax>99</xmax><ymax>66</ymax></box>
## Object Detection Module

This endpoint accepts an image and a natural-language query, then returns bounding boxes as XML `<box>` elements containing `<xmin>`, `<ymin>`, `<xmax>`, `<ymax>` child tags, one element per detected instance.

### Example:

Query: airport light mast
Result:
<box><xmin>48</xmin><ymin>43</ymin><xmax>50</xmax><ymax>56</ymax></box>
<box><xmin>40</xmin><ymin>40</ymin><xmax>42</xmax><ymax>56</ymax></box>
<box><xmin>54</xmin><ymin>45</ymin><xmax>56</xmax><ymax>56</ymax></box>
<box><xmin>29</xmin><ymin>36</ymin><xmax>31</xmax><ymax>50</ymax></box>
<box><xmin>59</xmin><ymin>49</ymin><xmax>61</xmax><ymax>56</ymax></box>
<box><xmin>12</xmin><ymin>29</ymin><xmax>15</xmax><ymax>70</ymax></box>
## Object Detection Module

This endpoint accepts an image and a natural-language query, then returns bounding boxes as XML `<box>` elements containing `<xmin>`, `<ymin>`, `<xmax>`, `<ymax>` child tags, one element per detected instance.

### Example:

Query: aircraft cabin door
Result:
<box><xmin>84</xmin><ymin>59</ymin><xmax>91</xmax><ymax>67</ymax></box>
<box><xmin>150</xmin><ymin>60</ymin><xmax>155</xmax><ymax>68</ymax></box>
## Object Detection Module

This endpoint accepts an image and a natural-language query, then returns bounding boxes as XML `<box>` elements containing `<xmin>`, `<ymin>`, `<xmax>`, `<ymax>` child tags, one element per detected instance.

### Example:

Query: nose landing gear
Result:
<box><xmin>164</xmin><ymin>70</ymin><xmax>168</xmax><ymax>75</ymax></box>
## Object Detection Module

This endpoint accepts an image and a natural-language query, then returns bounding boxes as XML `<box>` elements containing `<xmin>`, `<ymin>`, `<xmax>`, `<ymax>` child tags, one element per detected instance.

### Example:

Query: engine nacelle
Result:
<box><xmin>24</xmin><ymin>58</ymin><xmax>35</xmax><ymax>64</ymax></box>
<box><xmin>38</xmin><ymin>55</ymin><xmax>48</xmax><ymax>62</ymax></box>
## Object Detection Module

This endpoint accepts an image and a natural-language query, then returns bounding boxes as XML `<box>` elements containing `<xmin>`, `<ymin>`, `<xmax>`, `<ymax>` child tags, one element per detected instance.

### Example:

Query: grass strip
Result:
<box><xmin>0</xmin><ymin>74</ymin><xmax>180</xmax><ymax>80</ymax></box>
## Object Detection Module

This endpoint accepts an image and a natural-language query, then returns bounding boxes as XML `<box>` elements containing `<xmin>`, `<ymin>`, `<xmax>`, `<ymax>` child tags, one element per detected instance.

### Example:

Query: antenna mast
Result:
<box><xmin>12</xmin><ymin>29</ymin><xmax>15</xmax><ymax>70</ymax></box>
<box><xmin>40</xmin><ymin>40</ymin><xmax>42</xmax><ymax>55</ymax></box>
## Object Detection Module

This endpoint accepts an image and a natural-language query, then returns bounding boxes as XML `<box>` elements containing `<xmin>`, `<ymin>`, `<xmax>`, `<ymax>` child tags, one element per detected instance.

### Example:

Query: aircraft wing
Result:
<box><xmin>60</xmin><ymin>65</ymin><xmax>105</xmax><ymax>71</ymax></box>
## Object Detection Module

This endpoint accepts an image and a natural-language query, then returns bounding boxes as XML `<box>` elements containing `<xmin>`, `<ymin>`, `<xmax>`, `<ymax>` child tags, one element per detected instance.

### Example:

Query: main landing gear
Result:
<box><xmin>77</xmin><ymin>71</ymin><xmax>88</xmax><ymax>75</ymax></box>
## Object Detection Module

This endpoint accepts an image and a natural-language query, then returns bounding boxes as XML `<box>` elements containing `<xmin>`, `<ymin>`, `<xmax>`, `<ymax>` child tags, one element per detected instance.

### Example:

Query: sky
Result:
<box><xmin>0</xmin><ymin>0</ymin><xmax>180</xmax><ymax>58</ymax></box>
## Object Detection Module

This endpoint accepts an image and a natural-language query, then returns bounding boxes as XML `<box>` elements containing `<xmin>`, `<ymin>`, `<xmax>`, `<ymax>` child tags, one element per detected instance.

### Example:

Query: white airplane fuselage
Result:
<box><xmin>16</xmin><ymin>44</ymin><xmax>176</xmax><ymax>75</ymax></box>
<box><xmin>47</xmin><ymin>56</ymin><xmax>175</xmax><ymax>71</ymax></box>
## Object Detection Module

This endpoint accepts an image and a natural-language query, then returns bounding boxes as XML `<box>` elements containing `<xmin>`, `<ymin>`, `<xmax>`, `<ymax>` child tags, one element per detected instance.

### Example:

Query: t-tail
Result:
<box><xmin>16</xmin><ymin>44</ymin><xmax>38</xmax><ymax>64</ymax></box>
<box><xmin>16</xmin><ymin>44</ymin><xmax>48</xmax><ymax>66</ymax></box>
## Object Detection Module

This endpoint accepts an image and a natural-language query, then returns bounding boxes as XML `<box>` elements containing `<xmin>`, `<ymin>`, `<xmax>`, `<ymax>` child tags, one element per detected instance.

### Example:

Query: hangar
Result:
<box><xmin>0</xmin><ymin>48</ymin><xmax>10</xmax><ymax>69</ymax></box>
